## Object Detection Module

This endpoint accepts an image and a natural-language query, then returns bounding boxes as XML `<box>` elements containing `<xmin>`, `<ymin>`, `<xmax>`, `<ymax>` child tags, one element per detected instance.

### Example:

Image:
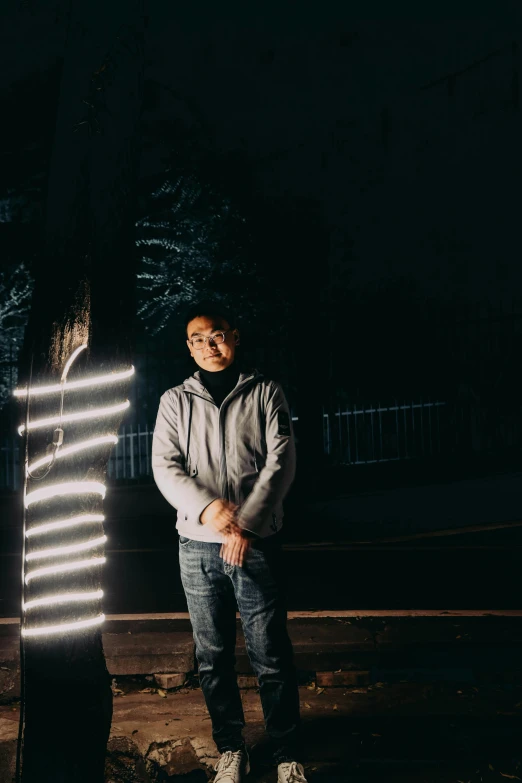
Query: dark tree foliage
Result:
<box><xmin>136</xmin><ymin>168</ymin><xmax>259</xmax><ymax>334</ymax></box>
<box><xmin>133</xmin><ymin>147</ymin><xmax>303</xmax><ymax>401</ymax></box>
<box><xmin>0</xmin><ymin>263</ymin><xmax>33</xmax><ymax>404</ymax></box>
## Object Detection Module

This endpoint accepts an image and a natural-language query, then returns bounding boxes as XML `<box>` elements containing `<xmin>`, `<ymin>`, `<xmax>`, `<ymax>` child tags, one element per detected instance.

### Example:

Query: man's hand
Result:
<box><xmin>220</xmin><ymin>527</ymin><xmax>252</xmax><ymax>567</ymax></box>
<box><xmin>200</xmin><ymin>498</ymin><xmax>239</xmax><ymax>535</ymax></box>
<box><xmin>200</xmin><ymin>500</ymin><xmax>252</xmax><ymax>565</ymax></box>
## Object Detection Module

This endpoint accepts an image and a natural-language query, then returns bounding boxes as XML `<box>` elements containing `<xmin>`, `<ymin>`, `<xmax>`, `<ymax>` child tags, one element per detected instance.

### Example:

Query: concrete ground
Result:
<box><xmin>2</xmin><ymin>677</ymin><xmax>522</xmax><ymax>782</ymax></box>
<box><xmin>104</xmin><ymin>677</ymin><xmax>522</xmax><ymax>782</ymax></box>
<box><xmin>2</xmin><ymin>614</ymin><xmax>522</xmax><ymax>781</ymax></box>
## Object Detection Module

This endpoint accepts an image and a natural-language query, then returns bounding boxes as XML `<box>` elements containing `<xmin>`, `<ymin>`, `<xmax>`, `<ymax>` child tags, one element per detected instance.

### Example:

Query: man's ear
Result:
<box><xmin>186</xmin><ymin>339</ymin><xmax>193</xmax><ymax>356</ymax></box>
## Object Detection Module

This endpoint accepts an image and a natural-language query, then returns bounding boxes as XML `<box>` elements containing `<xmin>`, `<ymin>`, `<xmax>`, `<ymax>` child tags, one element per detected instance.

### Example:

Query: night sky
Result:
<box><xmin>2</xmin><ymin>2</ymin><xmax>522</xmax><ymax>619</ymax></box>
<box><xmin>2</xmin><ymin>1</ymin><xmax>521</xmax><ymax>306</ymax></box>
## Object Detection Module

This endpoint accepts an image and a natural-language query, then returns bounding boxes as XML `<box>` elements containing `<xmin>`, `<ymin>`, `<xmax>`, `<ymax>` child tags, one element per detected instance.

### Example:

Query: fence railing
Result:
<box><xmin>0</xmin><ymin>425</ymin><xmax>156</xmax><ymax>492</ymax></box>
<box><xmin>322</xmin><ymin>400</ymin><xmax>447</xmax><ymax>465</ymax></box>
<box><xmin>106</xmin><ymin>424</ymin><xmax>154</xmax><ymax>482</ymax></box>
<box><xmin>1</xmin><ymin>400</ymin><xmax>448</xmax><ymax>491</ymax></box>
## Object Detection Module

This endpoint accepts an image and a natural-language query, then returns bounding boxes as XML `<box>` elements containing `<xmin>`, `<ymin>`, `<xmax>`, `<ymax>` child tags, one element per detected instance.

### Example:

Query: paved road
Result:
<box><xmin>2</xmin><ymin>614</ymin><xmax>522</xmax><ymax>781</ymax></box>
<box><xmin>2</xmin><ymin>538</ymin><xmax>522</xmax><ymax>617</ymax></box>
<box><xmin>2</xmin><ymin>469</ymin><xmax>522</xmax><ymax>617</ymax></box>
<box><xmin>3</xmin><ymin>680</ymin><xmax>520</xmax><ymax>782</ymax></box>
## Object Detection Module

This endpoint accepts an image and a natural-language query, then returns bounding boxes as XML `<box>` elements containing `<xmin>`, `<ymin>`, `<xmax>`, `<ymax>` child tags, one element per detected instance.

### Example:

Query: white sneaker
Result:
<box><xmin>277</xmin><ymin>761</ymin><xmax>308</xmax><ymax>783</ymax></box>
<box><xmin>213</xmin><ymin>748</ymin><xmax>250</xmax><ymax>782</ymax></box>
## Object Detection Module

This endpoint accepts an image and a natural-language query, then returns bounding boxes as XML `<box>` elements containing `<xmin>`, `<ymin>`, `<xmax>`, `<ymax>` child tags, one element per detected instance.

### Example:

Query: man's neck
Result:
<box><xmin>199</xmin><ymin>361</ymin><xmax>239</xmax><ymax>381</ymax></box>
<box><xmin>198</xmin><ymin>361</ymin><xmax>240</xmax><ymax>406</ymax></box>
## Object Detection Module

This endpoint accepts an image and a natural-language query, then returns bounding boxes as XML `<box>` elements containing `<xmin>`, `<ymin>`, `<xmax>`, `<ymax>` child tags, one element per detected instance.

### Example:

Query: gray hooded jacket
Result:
<box><xmin>152</xmin><ymin>368</ymin><xmax>296</xmax><ymax>543</ymax></box>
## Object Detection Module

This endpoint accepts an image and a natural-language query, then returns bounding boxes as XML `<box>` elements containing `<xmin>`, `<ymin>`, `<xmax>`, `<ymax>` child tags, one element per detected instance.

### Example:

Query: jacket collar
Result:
<box><xmin>182</xmin><ymin>368</ymin><xmax>263</xmax><ymax>398</ymax></box>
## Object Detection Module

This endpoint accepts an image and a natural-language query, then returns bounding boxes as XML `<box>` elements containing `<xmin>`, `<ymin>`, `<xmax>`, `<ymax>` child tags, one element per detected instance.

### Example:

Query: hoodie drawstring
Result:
<box><xmin>186</xmin><ymin>395</ymin><xmax>193</xmax><ymax>474</ymax></box>
<box><xmin>253</xmin><ymin>384</ymin><xmax>261</xmax><ymax>473</ymax></box>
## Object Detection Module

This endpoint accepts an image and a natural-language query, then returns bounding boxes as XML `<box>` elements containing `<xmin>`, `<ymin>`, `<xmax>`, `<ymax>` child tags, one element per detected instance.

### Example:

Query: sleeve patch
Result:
<box><xmin>277</xmin><ymin>411</ymin><xmax>291</xmax><ymax>437</ymax></box>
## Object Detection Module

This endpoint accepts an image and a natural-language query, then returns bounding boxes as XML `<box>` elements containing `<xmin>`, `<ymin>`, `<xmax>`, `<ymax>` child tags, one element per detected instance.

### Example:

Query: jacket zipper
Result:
<box><xmin>184</xmin><ymin>374</ymin><xmax>262</xmax><ymax>504</ymax></box>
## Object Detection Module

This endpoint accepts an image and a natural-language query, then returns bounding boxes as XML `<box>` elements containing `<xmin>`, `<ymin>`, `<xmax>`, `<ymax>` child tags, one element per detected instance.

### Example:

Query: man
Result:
<box><xmin>152</xmin><ymin>301</ymin><xmax>307</xmax><ymax>783</ymax></box>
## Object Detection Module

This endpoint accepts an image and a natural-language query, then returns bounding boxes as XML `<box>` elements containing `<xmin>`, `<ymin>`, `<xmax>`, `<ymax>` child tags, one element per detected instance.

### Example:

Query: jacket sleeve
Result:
<box><xmin>238</xmin><ymin>382</ymin><xmax>296</xmax><ymax>535</ymax></box>
<box><xmin>152</xmin><ymin>390</ymin><xmax>218</xmax><ymax>523</ymax></box>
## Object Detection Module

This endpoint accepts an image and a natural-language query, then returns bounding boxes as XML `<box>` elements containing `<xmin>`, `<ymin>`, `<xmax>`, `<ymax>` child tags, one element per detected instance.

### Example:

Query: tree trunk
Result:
<box><xmin>18</xmin><ymin>2</ymin><xmax>144</xmax><ymax>781</ymax></box>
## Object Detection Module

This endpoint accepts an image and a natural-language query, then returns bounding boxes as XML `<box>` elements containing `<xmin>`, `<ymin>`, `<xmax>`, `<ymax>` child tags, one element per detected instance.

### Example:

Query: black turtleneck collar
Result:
<box><xmin>198</xmin><ymin>361</ymin><xmax>241</xmax><ymax>407</ymax></box>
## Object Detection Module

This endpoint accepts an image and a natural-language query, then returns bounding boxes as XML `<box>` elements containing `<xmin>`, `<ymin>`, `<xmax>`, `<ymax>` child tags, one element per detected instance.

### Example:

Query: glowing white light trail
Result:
<box><xmin>25</xmin><ymin>481</ymin><xmax>106</xmax><ymax>508</ymax></box>
<box><xmin>23</xmin><ymin>590</ymin><xmax>103</xmax><ymax>611</ymax></box>
<box><xmin>26</xmin><ymin>535</ymin><xmax>108</xmax><ymax>562</ymax></box>
<box><xmin>22</xmin><ymin>614</ymin><xmax>106</xmax><ymax>637</ymax></box>
<box><xmin>26</xmin><ymin>514</ymin><xmax>105</xmax><ymax>538</ymax></box>
<box><xmin>25</xmin><ymin>556</ymin><xmax>107</xmax><ymax>584</ymax></box>
<box><xmin>61</xmin><ymin>344</ymin><xmax>88</xmax><ymax>381</ymax></box>
<box><xmin>18</xmin><ymin>346</ymin><xmax>133</xmax><ymax>637</ymax></box>
<box><xmin>27</xmin><ymin>435</ymin><xmax>118</xmax><ymax>475</ymax></box>
<box><xmin>14</xmin><ymin>366</ymin><xmax>135</xmax><ymax>398</ymax></box>
<box><xmin>18</xmin><ymin>400</ymin><xmax>130</xmax><ymax>435</ymax></box>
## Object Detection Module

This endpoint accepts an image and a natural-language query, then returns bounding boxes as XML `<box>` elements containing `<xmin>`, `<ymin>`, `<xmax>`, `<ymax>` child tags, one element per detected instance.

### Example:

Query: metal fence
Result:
<box><xmin>1</xmin><ymin>400</ymin><xmax>449</xmax><ymax>491</ymax></box>
<box><xmin>323</xmin><ymin>400</ymin><xmax>447</xmax><ymax>465</ymax></box>
<box><xmin>106</xmin><ymin>424</ymin><xmax>154</xmax><ymax>481</ymax></box>
<box><xmin>0</xmin><ymin>425</ymin><xmax>156</xmax><ymax>492</ymax></box>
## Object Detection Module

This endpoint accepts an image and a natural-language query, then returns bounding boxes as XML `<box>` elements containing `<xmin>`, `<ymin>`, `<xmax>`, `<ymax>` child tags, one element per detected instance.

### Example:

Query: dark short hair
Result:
<box><xmin>184</xmin><ymin>300</ymin><xmax>236</xmax><ymax>335</ymax></box>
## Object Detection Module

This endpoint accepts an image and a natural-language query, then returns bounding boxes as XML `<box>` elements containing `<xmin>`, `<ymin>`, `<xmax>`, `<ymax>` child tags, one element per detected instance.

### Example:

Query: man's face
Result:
<box><xmin>186</xmin><ymin>315</ymin><xmax>239</xmax><ymax>372</ymax></box>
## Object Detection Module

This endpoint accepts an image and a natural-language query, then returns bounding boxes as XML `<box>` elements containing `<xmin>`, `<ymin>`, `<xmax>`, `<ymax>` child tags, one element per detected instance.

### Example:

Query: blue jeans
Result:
<box><xmin>178</xmin><ymin>530</ymin><xmax>301</xmax><ymax>764</ymax></box>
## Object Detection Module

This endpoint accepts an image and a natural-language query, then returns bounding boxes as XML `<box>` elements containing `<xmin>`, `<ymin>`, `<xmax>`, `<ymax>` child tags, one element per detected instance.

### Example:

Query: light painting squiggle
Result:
<box><xmin>14</xmin><ymin>367</ymin><xmax>134</xmax><ymax>398</ymax></box>
<box><xmin>27</xmin><ymin>435</ymin><xmax>118</xmax><ymax>475</ymax></box>
<box><xmin>22</xmin><ymin>614</ymin><xmax>106</xmax><ymax>637</ymax></box>
<box><xmin>26</xmin><ymin>514</ymin><xmax>105</xmax><ymax>538</ymax></box>
<box><xmin>26</xmin><ymin>535</ymin><xmax>108</xmax><ymax>562</ymax></box>
<box><xmin>16</xmin><ymin>344</ymin><xmax>132</xmax><ymax>637</ymax></box>
<box><xmin>25</xmin><ymin>481</ymin><xmax>107</xmax><ymax>508</ymax></box>
<box><xmin>25</xmin><ymin>557</ymin><xmax>107</xmax><ymax>584</ymax></box>
<box><xmin>18</xmin><ymin>400</ymin><xmax>130</xmax><ymax>435</ymax></box>
<box><xmin>23</xmin><ymin>590</ymin><xmax>104</xmax><ymax>611</ymax></box>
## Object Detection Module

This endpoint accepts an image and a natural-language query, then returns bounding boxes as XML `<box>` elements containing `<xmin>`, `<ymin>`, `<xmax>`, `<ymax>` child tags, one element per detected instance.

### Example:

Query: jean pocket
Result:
<box><xmin>179</xmin><ymin>535</ymin><xmax>193</xmax><ymax>548</ymax></box>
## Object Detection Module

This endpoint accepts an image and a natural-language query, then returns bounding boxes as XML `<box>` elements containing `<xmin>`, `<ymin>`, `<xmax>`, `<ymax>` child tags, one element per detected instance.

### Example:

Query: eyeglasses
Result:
<box><xmin>189</xmin><ymin>329</ymin><xmax>234</xmax><ymax>350</ymax></box>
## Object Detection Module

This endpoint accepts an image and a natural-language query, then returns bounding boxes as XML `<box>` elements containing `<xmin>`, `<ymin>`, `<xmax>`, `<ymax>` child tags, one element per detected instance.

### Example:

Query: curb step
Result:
<box><xmin>2</xmin><ymin>616</ymin><xmax>522</xmax><ymax>703</ymax></box>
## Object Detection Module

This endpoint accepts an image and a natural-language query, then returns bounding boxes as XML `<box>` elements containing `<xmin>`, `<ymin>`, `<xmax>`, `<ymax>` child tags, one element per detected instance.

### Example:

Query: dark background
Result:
<box><xmin>1</xmin><ymin>1</ymin><xmax>522</xmax><ymax>613</ymax></box>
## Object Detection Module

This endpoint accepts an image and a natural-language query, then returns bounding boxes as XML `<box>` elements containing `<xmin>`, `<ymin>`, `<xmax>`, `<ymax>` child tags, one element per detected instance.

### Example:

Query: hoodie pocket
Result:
<box><xmin>237</xmin><ymin>471</ymin><xmax>259</xmax><ymax>505</ymax></box>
